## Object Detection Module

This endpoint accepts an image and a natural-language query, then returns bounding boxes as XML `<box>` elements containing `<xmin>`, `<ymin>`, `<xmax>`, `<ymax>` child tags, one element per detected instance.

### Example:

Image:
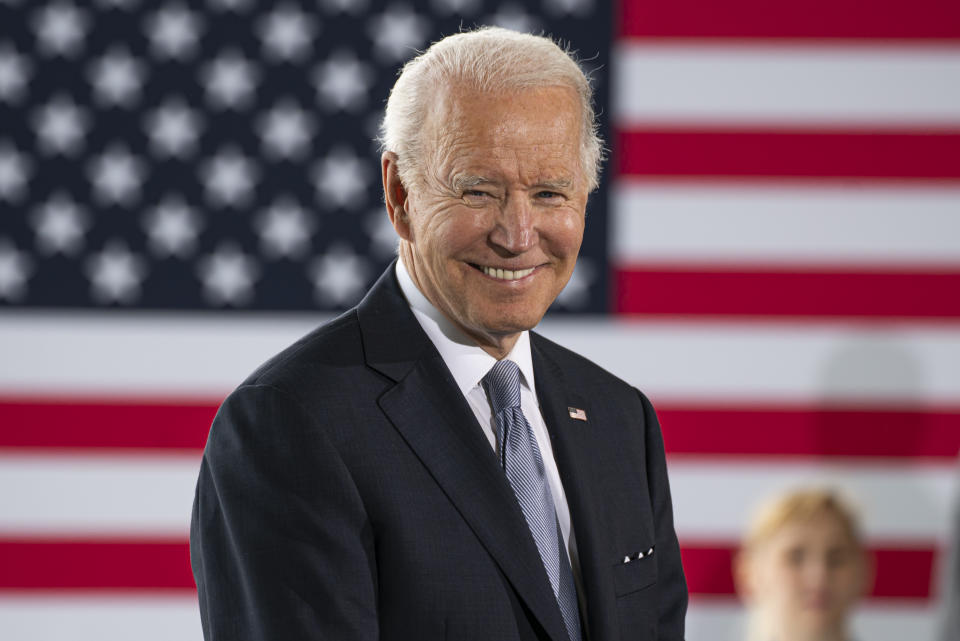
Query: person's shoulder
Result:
<box><xmin>240</xmin><ymin>308</ymin><xmax>365</xmax><ymax>393</ymax></box>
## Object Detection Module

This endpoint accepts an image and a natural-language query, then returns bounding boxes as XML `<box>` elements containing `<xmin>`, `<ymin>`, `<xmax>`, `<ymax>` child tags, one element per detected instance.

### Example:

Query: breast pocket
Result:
<box><xmin>612</xmin><ymin>546</ymin><xmax>658</xmax><ymax>639</ymax></box>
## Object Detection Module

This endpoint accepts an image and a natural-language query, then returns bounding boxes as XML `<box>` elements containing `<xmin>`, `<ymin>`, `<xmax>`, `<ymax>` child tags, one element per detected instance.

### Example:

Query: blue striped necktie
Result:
<box><xmin>483</xmin><ymin>359</ymin><xmax>582</xmax><ymax>641</ymax></box>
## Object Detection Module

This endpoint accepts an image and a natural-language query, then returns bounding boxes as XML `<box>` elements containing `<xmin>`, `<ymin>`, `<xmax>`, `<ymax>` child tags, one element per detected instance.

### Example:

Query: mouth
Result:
<box><xmin>470</xmin><ymin>263</ymin><xmax>536</xmax><ymax>281</ymax></box>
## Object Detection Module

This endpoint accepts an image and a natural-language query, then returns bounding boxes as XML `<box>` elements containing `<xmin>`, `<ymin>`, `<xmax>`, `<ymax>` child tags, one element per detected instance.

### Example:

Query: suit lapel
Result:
<box><xmin>532</xmin><ymin>336</ymin><xmax>618</xmax><ymax>641</ymax></box>
<box><xmin>357</xmin><ymin>266</ymin><xmax>572</xmax><ymax>641</ymax></box>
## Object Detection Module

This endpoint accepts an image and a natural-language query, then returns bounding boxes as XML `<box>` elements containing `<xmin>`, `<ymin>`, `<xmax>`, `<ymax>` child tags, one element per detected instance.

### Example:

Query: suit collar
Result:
<box><xmin>357</xmin><ymin>263</ymin><xmax>574</xmax><ymax>641</ymax></box>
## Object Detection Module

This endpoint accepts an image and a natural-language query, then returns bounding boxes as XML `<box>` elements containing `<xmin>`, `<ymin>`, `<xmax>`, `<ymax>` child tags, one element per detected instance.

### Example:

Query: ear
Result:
<box><xmin>382</xmin><ymin>151</ymin><xmax>412</xmax><ymax>241</ymax></box>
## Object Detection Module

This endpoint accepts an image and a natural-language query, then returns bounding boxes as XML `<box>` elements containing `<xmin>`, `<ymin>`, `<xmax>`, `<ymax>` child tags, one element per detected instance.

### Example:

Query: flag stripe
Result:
<box><xmin>614</xmin><ymin>45</ymin><xmax>960</xmax><ymax>126</ymax></box>
<box><xmin>619</xmin><ymin>0</ymin><xmax>960</xmax><ymax>39</ymax></box>
<box><xmin>615</xmin><ymin>267</ymin><xmax>960</xmax><ymax>318</ymax></box>
<box><xmin>681</xmin><ymin>544</ymin><xmax>937</xmax><ymax>599</ymax></box>
<box><xmin>6</xmin><ymin>316</ymin><xmax>959</xmax><ymax>403</ymax></box>
<box><xmin>658</xmin><ymin>404</ymin><xmax>960</xmax><ymax>458</ymax></box>
<box><xmin>0</xmin><ymin>539</ymin><xmax>193</xmax><ymax>590</ymax></box>
<box><xmin>616</xmin><ymin>130</ymin><xmax>960</xmax><ymax>178</ymax></box>
<box><xmin>668</xmin><ymin>460</ymin><xmax>955</xmax><ymax>540</ymax></box>
<box><xmin>3</xmin><ymin>456</ymin><xmax>951</xmax><ymax>541</ymax></box>
<box><xmin>611</xmin><ymin>184</ymin><xmax>960</xmax><ymax>265</ymax></box>
<box><xmin>0</xmin><ymin>538</ymin><xmax>935</xmax><ymax>599</ymax></box>
<box><xmin>685</xmin><ymin>601</ymin><xmax>937</xmax><ymax>641</ymax></box>
<box><xmin>4</xmin><ymin>397</ymin><xmax>959</xmax><ymax>460</ymax></box>
<box><xmin>0</xmin><ymin>398</ymin><xmax>215</xmax><ymax>450</ymax></box>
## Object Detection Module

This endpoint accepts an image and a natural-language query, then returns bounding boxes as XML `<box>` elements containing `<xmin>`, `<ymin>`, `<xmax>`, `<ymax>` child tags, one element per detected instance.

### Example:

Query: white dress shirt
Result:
<box><xmin>395</xmin><ymin>260</ymin><xmax>583</xmax><ymax>583</ymax></box>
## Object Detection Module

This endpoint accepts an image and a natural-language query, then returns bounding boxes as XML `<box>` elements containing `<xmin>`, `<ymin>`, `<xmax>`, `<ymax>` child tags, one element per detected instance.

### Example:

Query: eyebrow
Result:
<box><xmin>451</xmin><ymin>175</ymin><xmax>574</xmax><ymax>191</ymax></box>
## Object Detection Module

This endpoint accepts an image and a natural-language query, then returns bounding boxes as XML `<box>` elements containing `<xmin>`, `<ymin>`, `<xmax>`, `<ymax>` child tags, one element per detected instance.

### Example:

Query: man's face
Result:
<box><xmin>393</xmin><ymin>84</ymin><xmax>588</xmax><ymax>351</ymax></box>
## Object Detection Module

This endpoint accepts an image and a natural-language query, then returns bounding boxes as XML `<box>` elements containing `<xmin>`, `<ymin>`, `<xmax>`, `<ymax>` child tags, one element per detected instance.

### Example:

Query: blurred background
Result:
<box><xmin>1</xmin><ymin>0</ymin><xmax>958</xmax><ymax>639</ymax></box>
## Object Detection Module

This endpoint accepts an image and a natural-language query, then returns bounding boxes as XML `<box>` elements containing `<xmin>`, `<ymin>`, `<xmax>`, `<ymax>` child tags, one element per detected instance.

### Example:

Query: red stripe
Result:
<box><xmin>614</xmin><ymin>266</ymin><xmax>960</xmax><ymax>318</ymax></box>
<box><xmin>0</xmin><ymin>538</ymin><xmax>934</xmax><ymax>598</ymax></box>
<box><xmin>658</xmin><ymin>404</ymin><xmax>960</xmax><ymax>459</ymax></box>
<box><xmin>0</xmin><ymin>538</ymin><xmax>193</xmax><ymax>590</ymax></box>
<box><xmin>619</xmin><ymin>0</ymin><xmax>960</xmax><ymax>40</ymax></box>
<box><xmin>681</xmin><ymin>544</ymin><xmax>937</xmax><ymax>599</ymax></box>
<box><xmin>0</xmin><ymin>397</ymin><xmax>217</xmax><ymax>450</ymax></box>
<box><xmin>616</xmin><ymin>130</ymin><xmax>960</xmax><ymax>179</ymax></box>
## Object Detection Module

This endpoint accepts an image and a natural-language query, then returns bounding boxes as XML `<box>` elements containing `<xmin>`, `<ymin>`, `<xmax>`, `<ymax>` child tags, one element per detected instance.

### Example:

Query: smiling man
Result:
<box><xmin>191</xmin><ymin>27</ymin><xmax>687</xmax><ymax>641</ymax></box>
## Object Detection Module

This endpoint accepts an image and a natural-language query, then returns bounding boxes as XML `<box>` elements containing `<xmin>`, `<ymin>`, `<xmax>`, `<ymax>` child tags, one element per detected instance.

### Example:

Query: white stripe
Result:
<box><xmin>0</xmin><ymin>595</ymin><xmax>938</xmax><ymax>641</ymax></box>
<box><xmin>611</xmin><ymin>183</ymin><xmax>960</xmax><ymax>264</ymax></box>
<box><xmin>614</xmin><ymin>44</ymin><xmax>960</xmax><ymax>126</ymax></box>
<box><xmin>669</xmin><ymin>459</ymin><xmax>959</xmax><ymax>541</ymax></box>
<box><xmin>0</xmin><ymin>596</ymin><xmax>202</xmax><ymax>641</ymax></box>
<box><xmin>0</xmin><ymin>454</ymin><xmax>199</xmax><ymax>536</ymax></box>
<box><xmin>686</xmin><ymin>600</ymin><xmax>940</xmax><ymax>641</ymax></box>
<box><xmin>1</xmin><ymin>456</ymin><xmax>955</xmax><ymax>542</ymax></box>
<box><xmin>2</xmin><ymin>315</ymin><xmax>960</xmax><ymax>403</ymax></box>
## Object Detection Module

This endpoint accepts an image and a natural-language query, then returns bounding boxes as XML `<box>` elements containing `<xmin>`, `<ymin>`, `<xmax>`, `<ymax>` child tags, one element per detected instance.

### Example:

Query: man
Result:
<box><xmin>191</xmin><ymin>27</ymin><xmax>687</xmax><ymax>641</ymax></box>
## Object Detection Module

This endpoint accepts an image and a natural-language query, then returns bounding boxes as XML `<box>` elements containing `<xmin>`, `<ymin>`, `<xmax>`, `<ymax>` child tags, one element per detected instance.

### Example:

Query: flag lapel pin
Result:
<box><xmin>567</xmin><ymin>407</ymin><xmax>587</xmax><ymax>422</ymax></box>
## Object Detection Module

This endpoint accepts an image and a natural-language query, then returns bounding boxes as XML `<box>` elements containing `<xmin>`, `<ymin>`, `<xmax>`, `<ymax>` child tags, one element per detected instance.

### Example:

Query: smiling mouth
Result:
<box><xmin>470</xmin><ymin>264</ymin><xmax>536</xmax><ymax>281</ymax></box>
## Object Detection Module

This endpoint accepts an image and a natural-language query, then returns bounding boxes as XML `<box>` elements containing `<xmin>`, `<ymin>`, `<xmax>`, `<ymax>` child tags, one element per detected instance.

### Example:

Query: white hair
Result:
<box><xmin>380</xmin><ymin>27</ymin><xmax>604</xmax><ymax>191</ymax></box>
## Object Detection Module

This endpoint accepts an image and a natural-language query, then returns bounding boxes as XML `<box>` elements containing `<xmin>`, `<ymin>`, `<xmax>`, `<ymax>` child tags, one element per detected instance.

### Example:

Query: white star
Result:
<box><xmin>255</xmin><ymin>198</ymin><xmax>315</xmax><ymax>259</ymax></box>
<box><xmin>0</xmin><ymin>239</ymin><xmax>32</xmax><ymax>301</ymax></box>
<box><xmin>319</xmin><ymin>0</ymin><xmax>368</xmax><ymax>14</ymax></box>
<box><xmin>201</xmin><ymin>148</ymin><xmax>258</xmax><ymax>208</ymax></box>
<box><xmin>431</xmin><ymin>0</ymin><xmax>480</xmax><ymax>14</ymax></box>
<box><xmin>257</xmin><ymin>4</ymin><xmax>316</xmax><ymax>62</ymax></box>
<box><xmin>313</xmin><ymin>50</ymin><xmax>374</xmax><ymax>112</ymax></box>
<box><xmin>88</xmin><ymin>145</ymin><xmax>145</xmax><ymax>206</ymax></box>
<box><xmin>310</xmin><ymin>244</ymin><xmax>371</xmax><ymax>306</ymax></box>
<box><xmin>144</xmin><ymin>99</ymin><xmax>202</xmax><ymax>158</ymax></box>
<box><xmin>32</xmin><ymin>94</ymin><xmax>89</xmax><ymax>155</ymax></box>
<box><xmin>85</xmin><ymin>241</ymin><xmax>146</xmax><ymax>304</ymax></box>
<box><xmin>143</xmin><ymin>196</ymin><xmax>202</xmax><ymax>257</ymax></box>
<box><xmin>197</xmin><ymin>242</ymin><xmax>259</xmax><ymax>306</ymax></box>
<box><xmin>0</xmin><ymin>46</ymin><xmax>31</xmax><ymax>103</ymax></box>
<box><xmin>207</xmin><ymin>0</ymin><xmax>253</xmax><ymax>12</ymax></box>
<box><xmin>367</xmin><ymin>5</ymin><xmax>429</xmax><ymax>62</ymax></box>
<box><xmin>145</xmin><ymin>4</ymin><xmax>203</xmax><ymax>60</ymax></box>
<box><xmin>33</xmin><ymin>1</ymin><xmax>89</xmax><ymax>58</ymax></box>
<box><xmin>485</xmin><ymin>4</ymin><xmax>540</xmax><ymax>33</ymax></box>
<box><xmin>31</xmin><ymin>192</ymin><xmax>88</xmax><ymax>255</ymax></box>
<box><xmin>201</xmin><ymin>50</ymin><xmax>259</xmax><ymax>110</ymax></box>
<box><xmin>0</xmin><ymin>143</ymin><xmax>31</xmax><ymax>202</ymax></box>
<box><xmin>313</xmin><ymin>146</ymin><xmax>370</xmax><ymax>209</ymax></box>
<box><xmin>543</xmin><ymin>0</ymin><xmax>594</xmax><ymax>15</ymax></box>
<box><xmin>364</xmin><ymin>209</ymin><xmax>398</xmax><ymax>259</ymax></box>
<box><xmin>257</xmin><ymin>100</ymin><xmax>316</xmax><ymax>160</ymax></box>
<box><xmin>88</xmin><ymin>48</ymin><xmax>145</xmax><ymax>107</ymax></box>
<box><xmin>553</xmin><ymin>259</ymin><xmax>595</xmax><ymax>310</ymax></box>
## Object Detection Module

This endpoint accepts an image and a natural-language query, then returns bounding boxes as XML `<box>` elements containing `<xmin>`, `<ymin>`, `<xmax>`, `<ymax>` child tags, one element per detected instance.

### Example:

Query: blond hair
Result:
<box><xmin>741</xmin><ymin>487</ymin><xmax>864</xmax><ymax>553</ymax></box>
<box><xmin>380</xmin><ymin>26</ymin><xmax>605</xmax><ymax>192</ymax></box>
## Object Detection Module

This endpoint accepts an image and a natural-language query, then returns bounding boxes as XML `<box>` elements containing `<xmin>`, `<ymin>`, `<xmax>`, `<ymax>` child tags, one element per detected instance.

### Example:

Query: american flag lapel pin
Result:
<box><xmin>567</xmin><ymin>407</ymin><xmax>587</xmax><ymax>422</ymax></box>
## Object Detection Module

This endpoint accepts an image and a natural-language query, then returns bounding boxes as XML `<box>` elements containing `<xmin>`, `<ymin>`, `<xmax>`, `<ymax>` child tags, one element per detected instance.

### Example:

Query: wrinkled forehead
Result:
<box><xmin>420</xmin><ymin>82</ymin><xmax>583</xmax><ymax>180</ymax></box>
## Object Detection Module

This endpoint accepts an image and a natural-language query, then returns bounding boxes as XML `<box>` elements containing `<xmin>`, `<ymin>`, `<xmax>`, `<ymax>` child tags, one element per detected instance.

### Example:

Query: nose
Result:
<box><xmin>489</xmin><ymin>193</ymin><xmax>538</xmax><ymax>254</ymax></box>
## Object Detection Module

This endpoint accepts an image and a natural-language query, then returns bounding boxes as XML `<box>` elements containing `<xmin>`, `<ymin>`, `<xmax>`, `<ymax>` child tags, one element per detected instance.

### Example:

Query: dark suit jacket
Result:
<box><xmin>191</xmin><ymin>265</ymin><xmax>687</xmax><ymax>641</ymax></box>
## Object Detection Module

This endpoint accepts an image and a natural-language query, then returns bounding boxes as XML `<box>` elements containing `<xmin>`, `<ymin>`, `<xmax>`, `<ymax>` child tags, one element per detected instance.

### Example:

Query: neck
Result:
<box><xmin>775</xmin><ymin>625</ymin><xmax>849</xmax><ymax>641</ymax></box>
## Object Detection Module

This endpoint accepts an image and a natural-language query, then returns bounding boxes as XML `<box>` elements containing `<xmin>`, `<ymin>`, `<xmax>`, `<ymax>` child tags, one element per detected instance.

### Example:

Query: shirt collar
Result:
<box><xmin>395</xmin><ymin>260</ymin><xmax>537</xmax><ymax>397</ymax></box>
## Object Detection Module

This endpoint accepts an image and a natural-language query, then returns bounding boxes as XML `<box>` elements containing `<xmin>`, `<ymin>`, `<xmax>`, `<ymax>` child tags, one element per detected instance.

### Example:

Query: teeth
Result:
<box><xmin>481</xmin><ymin>266</ymin><xmax>534</xmax><ymax>280</ymax></box>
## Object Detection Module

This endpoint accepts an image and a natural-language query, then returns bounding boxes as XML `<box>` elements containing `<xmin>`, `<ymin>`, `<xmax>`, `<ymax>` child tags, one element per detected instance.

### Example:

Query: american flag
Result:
<box><xmin>1</xmin><ymin>1</ymin><xmax>958</xmax><ymax>639</ymax></box>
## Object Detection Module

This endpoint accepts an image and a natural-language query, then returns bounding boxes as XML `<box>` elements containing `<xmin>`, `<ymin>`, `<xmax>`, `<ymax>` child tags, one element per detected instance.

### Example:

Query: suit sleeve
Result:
<box><xmin>190</xmin><ymin>383</ymin><xmax>378</xmax><ymax>641</ymax></box>
<box><xmin>638</xmin><ymin>389</ymin><xmax>688</xmax><ymax>640</ymax></box>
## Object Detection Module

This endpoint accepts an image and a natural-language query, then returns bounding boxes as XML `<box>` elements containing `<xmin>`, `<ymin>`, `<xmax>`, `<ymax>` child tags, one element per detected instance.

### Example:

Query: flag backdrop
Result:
<box><xmin>1</xmin><ymin>1</ymin><xmax>959</xmax><ymax>639</ymax></box>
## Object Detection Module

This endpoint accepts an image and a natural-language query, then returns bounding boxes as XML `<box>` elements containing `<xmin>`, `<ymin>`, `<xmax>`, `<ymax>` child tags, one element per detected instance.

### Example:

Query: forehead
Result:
<box><xmin>424</xmin><ymin>84</ymin><xmax>583</xmax><ymax>179</ymax></box>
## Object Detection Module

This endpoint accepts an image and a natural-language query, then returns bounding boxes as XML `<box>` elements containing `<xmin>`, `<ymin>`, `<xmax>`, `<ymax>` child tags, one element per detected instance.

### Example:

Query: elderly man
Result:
<box><xmin>191</xmin><ymin>27</ymin><xmax>687</xmax><ymax>641</ymax></box>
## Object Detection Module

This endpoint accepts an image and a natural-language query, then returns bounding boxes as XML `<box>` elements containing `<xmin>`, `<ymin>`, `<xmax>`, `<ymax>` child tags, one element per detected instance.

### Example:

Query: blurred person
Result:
<box><xmin>734</xmin><ymin>488</ymin><xmax>872</xmax><ymax>641</ymax></box>
<box><xmin>190</xmin><ymin>27</ymin><xmax>687</xmax><ymax>641</ymax></box>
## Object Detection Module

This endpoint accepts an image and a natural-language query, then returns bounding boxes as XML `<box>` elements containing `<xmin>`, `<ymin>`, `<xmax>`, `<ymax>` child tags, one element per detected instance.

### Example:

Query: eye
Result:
<box><xmin>463</xmin><ymin>189</ymin><xmax>491</xmax><ymax>199</ymax></box>
<box><xmin>536</xmin><ymin>190</ymin><xmax>563</xmax><ymax>200</ymax></box>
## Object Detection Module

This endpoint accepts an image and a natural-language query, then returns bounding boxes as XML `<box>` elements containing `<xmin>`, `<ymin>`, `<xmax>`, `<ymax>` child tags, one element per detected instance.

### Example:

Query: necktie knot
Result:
<box><xmin>483</xmin><ymin>359</ymin><xmax>522</xmax><ymax>414</ymax></box>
